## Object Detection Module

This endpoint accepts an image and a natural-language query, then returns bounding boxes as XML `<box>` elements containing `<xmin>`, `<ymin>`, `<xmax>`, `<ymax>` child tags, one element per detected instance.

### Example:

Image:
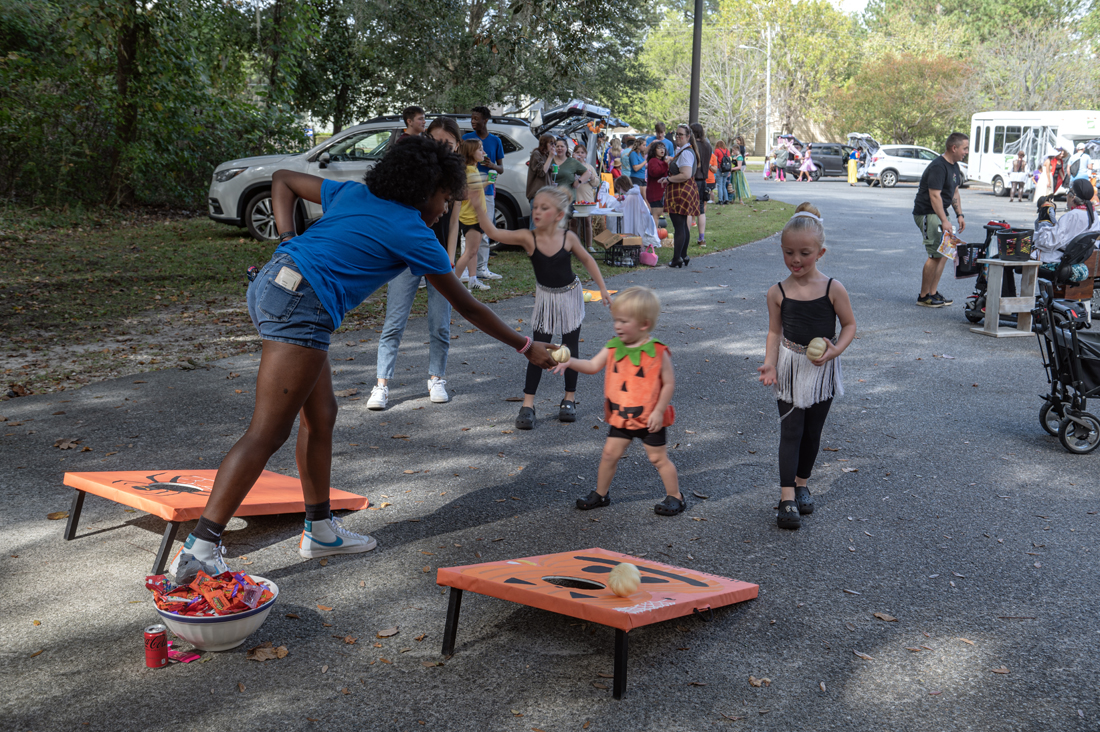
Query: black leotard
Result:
<box><xmin>778</xmin><ymin>279</ymin><xmax>837</xmax><ymax>346</ymax></box>
<box><xmin>530</xmin><ymin>230</ymin><xmax>575</xmax><ymax>287</ymax></box>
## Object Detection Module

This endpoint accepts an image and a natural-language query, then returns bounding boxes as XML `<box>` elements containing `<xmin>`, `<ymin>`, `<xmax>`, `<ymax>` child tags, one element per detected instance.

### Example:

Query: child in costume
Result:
<box><xmin>757</xmin><ymin>203</ymin><xmax>856</xmax><ymax>530</ymax></box>
<box><xmin>474</xmin><ymin>186</ymin><xmax>612</xmax><ymax>429</ymax></box>
<box><xmin>553</xmin><ymin>286</ymin><xmax>685</xmax><ymax>516</ymax></box>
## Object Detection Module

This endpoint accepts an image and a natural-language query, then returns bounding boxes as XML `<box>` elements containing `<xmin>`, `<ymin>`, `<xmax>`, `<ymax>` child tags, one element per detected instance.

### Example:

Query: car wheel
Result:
<box><xmin>245</xmin><ymin>190</ymin><xmax>278</xmax><ymax>241</ymax></box>
<box><xmin>991</xmin><ymin>176</ymin><xmax>1006</xmax><ymax>197</ymax></box>
<box><xmin>880</xmin><ymin>169</ymin><xmax>898</xmax><ymax>188</ymax></box>
<box><xmin>811</xmin><ymin>168</ymin><xmax>822</xmax><ymax>181</ymax></box>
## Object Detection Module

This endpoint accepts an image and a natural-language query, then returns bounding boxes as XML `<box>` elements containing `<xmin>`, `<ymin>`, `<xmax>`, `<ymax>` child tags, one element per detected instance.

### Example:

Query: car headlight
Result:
<box><xmin>214</xmin><ymin>167</ymin><xmax>248</xmax><ymax>183</ymax></box>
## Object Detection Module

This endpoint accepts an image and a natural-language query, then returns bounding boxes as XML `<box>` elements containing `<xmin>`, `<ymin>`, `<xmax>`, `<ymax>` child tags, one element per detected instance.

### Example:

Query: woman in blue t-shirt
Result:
<box><xmin>627</xmin><ymin>137</ymin><xmax>648</xmax><ymax>200</ymax></box>
<box><xmin>167</xmin><ymin>138</ymin><xmax>557</xmax><ymax>580</ymax></box>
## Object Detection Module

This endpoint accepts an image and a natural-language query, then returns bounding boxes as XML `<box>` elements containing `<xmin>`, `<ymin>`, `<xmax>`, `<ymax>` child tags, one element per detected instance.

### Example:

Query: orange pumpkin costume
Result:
<box><xmin>603</xmin><ymin>337</ymin><xmax>675</xmax><ymax>430</ymax></box>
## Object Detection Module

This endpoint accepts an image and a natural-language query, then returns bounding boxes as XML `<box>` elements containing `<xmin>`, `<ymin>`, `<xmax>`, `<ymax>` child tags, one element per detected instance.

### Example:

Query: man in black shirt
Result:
<box><xmin>912</xmin><ymin>132</ymin><xmax>969</xmax><ymax>307</ymax></box>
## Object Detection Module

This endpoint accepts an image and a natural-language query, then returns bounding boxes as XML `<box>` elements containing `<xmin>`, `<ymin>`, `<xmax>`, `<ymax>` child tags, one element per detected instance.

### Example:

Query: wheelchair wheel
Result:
<box><xmin>1058</xmin><ymin>412</ymin><xmax>1100</xmax><ymax>454</ymax></box>
<box><xmin>1040</xmin><ymin>401</ymin><xmax>1063</xmax><ymax>436</ymax></box>
<box><xmin>964</xmin><ymin>295</ymin><xmax>985</xmax><ymax>324</ymax></box>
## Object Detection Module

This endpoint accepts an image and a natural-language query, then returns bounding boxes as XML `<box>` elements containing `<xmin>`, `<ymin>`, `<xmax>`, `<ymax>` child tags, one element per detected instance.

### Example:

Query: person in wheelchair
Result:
<box><xmin>1034</xmin><ymin>178</ymin><xmax>1100</xmax><ymax>284</ymax></box>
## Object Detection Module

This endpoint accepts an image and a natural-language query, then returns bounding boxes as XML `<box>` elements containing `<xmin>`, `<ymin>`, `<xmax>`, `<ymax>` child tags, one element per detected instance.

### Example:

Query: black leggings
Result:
<box><xmin>524</xmin><ymin>326</ymin><xmax>581</xmax><ymax>395</ymax></box>
<box><xmin>777</xmin><ymin>398</ymin><xmax>832</xmax><ymax>487</ymax></box>
<box><xmin>669</xmin><ymin>213</ymin><xmax>690</xmax><ymax>263</ymax></box>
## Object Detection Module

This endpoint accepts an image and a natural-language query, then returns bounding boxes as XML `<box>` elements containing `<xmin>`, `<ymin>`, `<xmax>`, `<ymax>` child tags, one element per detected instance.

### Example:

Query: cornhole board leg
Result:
<box><xmin>613</xmin><ymin>629</ymin><xmax>628</xmax><ymax>700</ymax></box>
<box><xmin>153</xmin><ymin>521</ymin><xmax>182</xmax><ymax>575</ymax></box>
<box><xmin>63</xmin><ymin>489</ymin><xmax>86</xmax><ymax>541</ymax></box>
<box><xmin>441</xmin><ymin>588</ymin><xmax>463</xmax><ymax>656</ymax></box>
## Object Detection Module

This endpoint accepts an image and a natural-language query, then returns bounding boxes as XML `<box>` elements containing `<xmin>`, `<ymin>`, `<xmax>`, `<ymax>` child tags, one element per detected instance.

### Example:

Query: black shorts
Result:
<box><xmin>696</xmin><ymin>180</ymin><xmax>709</xmax><ymax>211</ymax></box>
<box><xmin>460</xmin><ymin>222</ymin><xmax>482</xmax><ymax>236</ymax></box>
<box><xmin>649</xmin><ymin>197</ymin><xmax>664</xmax><ymax>209</ymax></box>
<box><xmin>608</xmin><ymin>425</ymin><xmax>667</xmax><ymax>446</ymax></box>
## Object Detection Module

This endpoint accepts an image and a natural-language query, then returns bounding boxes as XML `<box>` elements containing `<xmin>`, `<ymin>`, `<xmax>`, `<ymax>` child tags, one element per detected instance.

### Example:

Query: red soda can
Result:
<box><xmin>144</xmin><ymin>624</ymin><xmax>168</xmax><ymax>668</ymax></box>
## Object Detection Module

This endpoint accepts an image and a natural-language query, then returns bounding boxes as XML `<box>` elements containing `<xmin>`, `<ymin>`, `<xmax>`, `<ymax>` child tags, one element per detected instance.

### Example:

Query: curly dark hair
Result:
<box><xmin>364</xmin><ymin>136</ymin><xmax>466</xmax><ymax>205</ymax></box>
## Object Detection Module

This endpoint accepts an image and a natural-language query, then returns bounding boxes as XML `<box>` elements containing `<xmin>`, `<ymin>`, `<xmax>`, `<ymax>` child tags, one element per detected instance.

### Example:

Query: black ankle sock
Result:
<box><xmin>305</xmin><ymin>501</ymin><xmax>331</xmax><ymax>522</ymax></box>
<box><xmin>193</xmin><ymin>517</ymin><xmax>226</xmax><ymax>544</ymax></box>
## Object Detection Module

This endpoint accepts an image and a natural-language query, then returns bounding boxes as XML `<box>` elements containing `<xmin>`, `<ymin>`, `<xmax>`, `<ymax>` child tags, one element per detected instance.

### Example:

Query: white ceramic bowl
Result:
<box><xmin>573</xmin><ymin>203</ymin><xmax>596</xmax><ymax>214</ymax></box>
<box><xmin>155</xmin><ymin>576</ymin><xmax>279</xmax><ymax>651</ymax></box>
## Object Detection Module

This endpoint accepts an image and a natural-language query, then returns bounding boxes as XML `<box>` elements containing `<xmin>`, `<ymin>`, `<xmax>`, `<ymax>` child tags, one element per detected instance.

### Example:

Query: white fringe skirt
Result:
<box><xmin>531</xmin><ymin>276</ymin><xmax>585</xmax><ymax>336</ymax></box>
<box><xmin>774</xmin><ymin>337</ymin><xmax>843</xmax><ymax>409</ymax></box>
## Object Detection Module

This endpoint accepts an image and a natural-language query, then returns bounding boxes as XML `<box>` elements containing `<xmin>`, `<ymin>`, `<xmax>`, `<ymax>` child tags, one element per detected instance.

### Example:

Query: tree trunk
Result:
<box><xmin>108</xmin><ymin>0</ymin><xmax>141</xmax><ymax>206</ymax></box>
<box><xmin>333</xmin><ymin>82</ymin><xmax>349</xmax><ymax>134</ymax></box>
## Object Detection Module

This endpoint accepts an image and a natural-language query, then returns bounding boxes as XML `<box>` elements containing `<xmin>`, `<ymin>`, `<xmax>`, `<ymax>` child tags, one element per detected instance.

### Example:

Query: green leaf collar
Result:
<box><xmin>606</xmin><ymin>337</ymin><xmax>663</xmax><ymax>366</ymax></box>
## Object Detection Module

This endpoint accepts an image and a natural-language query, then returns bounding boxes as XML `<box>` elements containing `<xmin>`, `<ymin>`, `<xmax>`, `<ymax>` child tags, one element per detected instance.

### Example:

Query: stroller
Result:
<box><xmin>960</xmin><ymin>221</ymin><xmax>1014</xmax><ymax>324</ymax></box>
<box><xmin>1032</xmin><ymin>232</ymin><xmax>1100</xmax><ymax>453</ymax></box>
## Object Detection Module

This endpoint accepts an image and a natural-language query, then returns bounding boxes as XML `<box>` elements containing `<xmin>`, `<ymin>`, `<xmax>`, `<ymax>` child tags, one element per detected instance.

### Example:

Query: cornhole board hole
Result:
<box><xmin>436</xmin><ymin>548</ymin><xmax>758</xmax><ymax>699</ymax></box>
<box><xmin>62</xmin><ymin>470</ymin><xmax>369</xmax><ymax>574</ymax></box>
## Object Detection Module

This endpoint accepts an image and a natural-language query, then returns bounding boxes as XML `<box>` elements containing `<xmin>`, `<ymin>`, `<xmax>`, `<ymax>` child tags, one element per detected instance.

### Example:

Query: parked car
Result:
<box><xmin>208</xmin><ymin>115</ymin><xmax>538</xmax><ymax>241</ymax></box>
<box><xmin>208</xmin><ymin>102</ymin><xmax>625</xmax><ymax>242</ymax></box>
<box><xmin>806</xmin><ymin>142</ymin><xmax>855</xmax><ymax>178</ymax></box>
<box><xmin>866</xmin><ymin>144</ymin><xmax>970</xmax><ymax>188</ymax></box>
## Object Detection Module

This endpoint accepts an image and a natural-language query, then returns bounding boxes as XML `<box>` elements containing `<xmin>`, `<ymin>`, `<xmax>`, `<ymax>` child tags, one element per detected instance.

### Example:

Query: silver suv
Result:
<box><xmin>207</xmin><ymin>115</ymin><xmax>538</xmax><ymax>241</ymax></box>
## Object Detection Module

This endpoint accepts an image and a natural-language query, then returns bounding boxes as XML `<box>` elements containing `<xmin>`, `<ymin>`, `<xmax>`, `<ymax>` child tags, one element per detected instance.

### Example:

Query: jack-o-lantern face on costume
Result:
<box><xmin>437</xmin><ymin>548</ymin><xmax>758</xmax><ymax>631</ymax></box>
<box><xmin>603</xmin><ymin>339</ymin><xmax>675</xmax><ymax>431</ymax></box>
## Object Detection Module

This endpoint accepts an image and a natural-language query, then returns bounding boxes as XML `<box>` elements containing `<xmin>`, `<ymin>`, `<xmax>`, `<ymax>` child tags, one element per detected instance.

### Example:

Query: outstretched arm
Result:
<box><xmin>426</xmin><ymin>272</ymin><xmax>556</xmax><ymax>370</ymax></box>
<box><xmin>271</xmin><ymin>170</ymin><xmax>324</xmax><ymax>235</ymax></box>
<box><xmin>472</xmin><ymin>195</ymin><xmax>535</xmax><ymax>253</ymax></box>
<box><xmin>553</xmin><ymin>347</ymin><xmax>610</xmax><ymax>375</ymax></box>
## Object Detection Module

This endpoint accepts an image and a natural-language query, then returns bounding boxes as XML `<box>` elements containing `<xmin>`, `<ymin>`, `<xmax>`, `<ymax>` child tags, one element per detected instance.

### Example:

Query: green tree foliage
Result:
<box><xmin>833</xmin><ymin>52</ymin><xmax>969</xmax><ymax>145</ymax></box>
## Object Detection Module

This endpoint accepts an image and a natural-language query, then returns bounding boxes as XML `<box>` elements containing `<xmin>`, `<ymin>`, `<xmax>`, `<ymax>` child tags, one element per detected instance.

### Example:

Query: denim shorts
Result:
<box><xmin>246</xmin><ymin>252</ymin><xmax>335</xmax><ymax>351</ymax></box>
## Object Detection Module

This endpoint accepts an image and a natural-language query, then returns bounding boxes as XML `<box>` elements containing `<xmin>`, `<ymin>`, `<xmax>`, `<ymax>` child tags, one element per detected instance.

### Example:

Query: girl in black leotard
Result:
<box><xmin>758</xmin><ymin>203</ymin><xmax>857</xmax><ymax>530</ymax></box>
<box><xmin>474</xmin><ymin>186</ymin><xmax>612</xmax><ymax>429</ymax></box>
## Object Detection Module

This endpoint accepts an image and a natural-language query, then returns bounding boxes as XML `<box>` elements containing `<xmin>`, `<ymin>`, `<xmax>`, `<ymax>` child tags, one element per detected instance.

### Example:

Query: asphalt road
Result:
<box><xmin>3</xmin><ymin>175</ymin><xmax>1097</xmax><ymax>731</ymax></box>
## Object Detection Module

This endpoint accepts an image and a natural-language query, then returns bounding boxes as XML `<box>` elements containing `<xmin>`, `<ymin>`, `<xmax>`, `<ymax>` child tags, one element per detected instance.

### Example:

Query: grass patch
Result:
<box><xmin>0</xmin><ymin>198</ymin><xmax>790</xmax><ymax>395</ymax></box>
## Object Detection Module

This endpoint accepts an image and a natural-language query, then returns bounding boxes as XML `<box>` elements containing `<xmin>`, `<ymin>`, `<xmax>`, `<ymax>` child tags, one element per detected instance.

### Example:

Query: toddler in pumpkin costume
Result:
<box><xmin>551</xmin><ymin>287</ymin><xmax>685</xmax><ymax>515</ymax></box>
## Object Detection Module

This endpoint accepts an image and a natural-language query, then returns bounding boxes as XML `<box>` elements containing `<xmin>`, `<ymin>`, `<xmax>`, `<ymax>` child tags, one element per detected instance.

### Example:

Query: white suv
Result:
<box><xmin>207</xmin><ymin>115</ymin><xmax>538</xmax><ymax>241</ymax></box>
<box><xmin>866</xmin><ymin>145</ymin><xmax>969</xmax><ymax>188</ymax></box>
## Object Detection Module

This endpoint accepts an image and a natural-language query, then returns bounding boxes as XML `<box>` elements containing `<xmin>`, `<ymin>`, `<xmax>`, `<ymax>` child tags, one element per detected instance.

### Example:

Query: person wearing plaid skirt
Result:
<box><xmin>661</xmin><ymin>124</ymin><xmax>701</xmax><ymax>267</ymax></box>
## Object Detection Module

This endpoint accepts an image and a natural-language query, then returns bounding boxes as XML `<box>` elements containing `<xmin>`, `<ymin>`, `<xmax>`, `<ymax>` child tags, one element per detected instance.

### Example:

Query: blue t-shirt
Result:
<box><xmin>462</xmin><ymin>131</ymin><xmax>504</xmax><ymax>196</ymax></box>
<box><xmin>276</xmin><ymin>180</ymin><xmax>452</xmax><ymax>327</ymax></box>
<box><xmin>645</xmin><ymin>135</ymin><xmax>676</xmax><ymax>157</ymax></box>
<box><xmin>628</xmin><ymin>150</ymin><xmax>647</xmax><ymax>180</ymax></box>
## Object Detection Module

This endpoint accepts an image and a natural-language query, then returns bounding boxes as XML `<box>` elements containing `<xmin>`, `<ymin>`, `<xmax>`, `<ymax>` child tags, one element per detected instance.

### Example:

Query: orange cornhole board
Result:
<box><xmin>62</xmin><ymin>470</ymin><xmax>369</xmax><ymax>574</ymax></box>
<box><xmin>436</xmin><ymin>548</ymin><xmax>758</xmax><ymax>699</ymax></box>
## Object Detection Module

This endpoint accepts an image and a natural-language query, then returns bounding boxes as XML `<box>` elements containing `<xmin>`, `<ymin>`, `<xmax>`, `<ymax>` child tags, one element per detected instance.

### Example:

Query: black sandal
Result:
<box><xmin>515</xmin><ymin>406</ymin><xmax>535</xmax><ymax>430</ymax></box>
<box><xmin>559</xmin><ymin>399</ymin><xmax>576</xmax><ymax>423</ymax></box>
<box><xmin>795</xmin><ymin>485</ymin><xmax>814</xmax><ymax>515</ymax></box>
<box><xmin>576</xmin><ymin>490</ymin><xmax>610</xmax><ymax>510</ymax></box>
<box><xmin>777</xmin><ymin>500</ymin><xmax>801</xmax><ymax>530</ymax></box>
<box><xmin>655</xmin><ymin>494</ymin><xmax>686</xmax><ymax>516</ymax></box>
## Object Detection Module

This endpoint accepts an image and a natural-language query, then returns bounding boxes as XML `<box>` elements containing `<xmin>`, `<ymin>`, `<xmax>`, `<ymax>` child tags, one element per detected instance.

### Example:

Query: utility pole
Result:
<box><xmin>689</xmin><ymin>0</ymin><xmax>703</xmax><ymax>124</ymax></box>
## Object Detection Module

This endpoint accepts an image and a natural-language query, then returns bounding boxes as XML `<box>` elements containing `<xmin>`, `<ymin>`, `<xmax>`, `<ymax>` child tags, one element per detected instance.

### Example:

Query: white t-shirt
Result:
<box><xmin>671</xmin><ymin>146</ymin><xmax>696</xmax><ymax>177</ymax></box>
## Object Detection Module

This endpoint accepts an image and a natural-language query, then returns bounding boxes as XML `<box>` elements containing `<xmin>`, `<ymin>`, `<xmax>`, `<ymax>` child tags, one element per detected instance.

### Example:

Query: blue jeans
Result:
<box><xmin>375</xmin><ymin>268</ymin><xmax>451</xmax><ymax>379</ymax></box>
<box><xmin>716</xmin><ymin>173</ymin><xmax>730</xmax><ymax>202</ymax></box>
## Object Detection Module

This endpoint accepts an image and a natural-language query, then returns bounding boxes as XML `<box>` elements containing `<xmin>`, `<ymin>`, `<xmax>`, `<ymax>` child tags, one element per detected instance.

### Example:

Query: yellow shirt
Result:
<box><xmin>460</xmin><ymin>165</ymin><xmax>486</xmax><ymax>226</ymax></box>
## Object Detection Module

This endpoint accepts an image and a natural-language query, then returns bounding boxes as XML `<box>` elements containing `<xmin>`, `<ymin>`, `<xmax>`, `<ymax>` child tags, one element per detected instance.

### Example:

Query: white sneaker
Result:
<box><xmin>367</xmin><ymin>384</ymin><xmax>388</xmax><ymax>410</ymax></box>
<box><xmin>477</xmin><ymin>268</ymin><xmax>503</xmax><ymax>280</ymax></box>
<box><xmin>469</xmin><ymin>279</ymin><xmax>491</xmax><ymax>291</ymax></box>
<box><xmin>428</xmin><ymin>376</ymin><xmax>450</xmax><ymax>403</ymax></box>
<box><xmin>459</xmin><ymin>273</ymin><xmax>469</xmax><ymax>283</ymax></box>
<box><xmin>418</xmin><ymin>277</ymin><xmax>427</xmax><ymax>289</ymax></box>
<box><xmin>299</xmin><ymin>515</ymin><xmax>377</xmax><ymax>558</ymax></box>
<box><xmin>169</xmin><ymin>534</ymin><xmax>230</xmax><ymax>582</ymax></box>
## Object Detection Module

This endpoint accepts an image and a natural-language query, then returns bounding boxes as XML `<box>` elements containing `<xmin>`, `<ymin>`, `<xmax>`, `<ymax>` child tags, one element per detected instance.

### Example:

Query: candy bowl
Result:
<box><xmin>155</xmin><ymin>576</ymin><xmax>279</xmax><ymax>651</ymax></box>
<box><xmin>572</xmin><ymin>202</ymin><xmax>596</xmax><ymax>214</ymax></box>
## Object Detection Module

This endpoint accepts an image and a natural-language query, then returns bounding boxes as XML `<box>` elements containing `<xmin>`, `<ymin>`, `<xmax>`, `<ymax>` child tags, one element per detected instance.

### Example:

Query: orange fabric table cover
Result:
<box><xmin>63</xmin><ymin>470</ymin><xmax>368</xmax><ymax>522</ymax></box>
<box><xmin>436</xmin><ymin>547</ymin><xmax>758</xmax><ymax>632</ymax></box>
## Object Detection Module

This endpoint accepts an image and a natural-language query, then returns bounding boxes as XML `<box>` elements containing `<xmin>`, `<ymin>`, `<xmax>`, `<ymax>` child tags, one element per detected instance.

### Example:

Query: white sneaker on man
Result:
<box><xmin>427</xmin><ymin>376</ymin><xmax>450</xmax><ymax>403</ymax></box>
<box><xmin>468</xmin><ymin>279</ymin><xmax>491</xmax><ymax>291</ymax></box>
<box><xmin>477</xmin><ymin>268</ymin><xmax>503</xmax><ymax>280</ymax></box>
<box><xmin>168</xmin><ymin>534</ymin><xmax>230</xmax><ymax>582</ymax></box>
<box><xmin>367</xmin><ymin>384</ymin><xmax>389</xmax><ymax>411</ymax></box>
<box><xmin>298</xmin><ymin>515</ymin><xmax>377</xmax><ymax>558</ymax></box>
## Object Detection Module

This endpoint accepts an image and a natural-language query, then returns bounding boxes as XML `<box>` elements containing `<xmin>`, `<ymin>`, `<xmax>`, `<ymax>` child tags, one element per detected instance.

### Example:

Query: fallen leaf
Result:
<box><xmin>285</xmin><ymin>613</ymin><xmax>300</xmax><ymax>619</ymax></box>
<box><xmin>391</xmin><ymin>434</ymin><xmax>409</xmax><ymax>439</ymax></box>
<box><xmin>319</xmin><ymin>558</ymin><xmax>328</xmax><ymax>566</ymax></box>
<box><xmin>380</xmin><ymin>658</ymin><xmax>392</xmax><ymax>664</ymax></box>
<box><xmin>415</xmin><ymin>634</ymin><xmax>426</xmax><ymax>642</ymax></box>
<box><xmin>823</xmin><ymin>447</ymin><xmax>840</xmax><ymax>451</ymax></box>
<box><xmin>343</xmin><ymin>636</ymin><xmax>357</xmax><ymax>645</ymax></box>
<box><xmin>597</xmin><ymin>672</ymin><xmax>614</xmax><ymax>678</ymax></box>
<box><xmin>842</xmin><ymin>589</ymin><xmax>862</xmax><ymax>595</ymax></box>
<box><xmin>46</xmin><ymin>511</ymin><xmax>69</xmax><ymax>520</ymax></box>
<box><xmin>748</xmin><ymin>676</ymin><xmax>771</xmax><ymax>687</ymax></box>
<box><xmin>692</xmin><ymin>491</ymin><xmax>709</xmax><ymax>499</ymax></box>
<box><xmin>246</xmin><ymin>641</ymin><xmax>288</xmax><ymax>661</ymax></box>
<box><xmin>238</xmin><ymin>682</ymin><xmax>245</xmax><ymax>693</ymax></box>
<box><xmin>841</xmin><ymin>467</ymin><xmax>858</xmax><ymax>473</ymax></box>
<box><xmin>333</xmin><ymin>388</ymin><xmax>359</xmax><ymax>397</ymax></box>
<box><xmin>592</xmin><ymin>682</ymin><xmax>609</xmax><ymax>689</ymax></box>
<box><xmin>720</xmin><ymin>714</ymin><xmax>746</xmax><ymax>721</ymax></box>
<box><xmin>504</xmin><ymin>397</ymin><xmax>524</xmax><ymax>402</ymax></box>
<box><xmin>404</xmin><ymin>470</ymin><xmax>419</xmax><ymax>474</ymax></box>
<box><xmin>422</xmin><ymin>661</ymin><xmax>442</xmax><ymax>667</ymax></box>
<box><xmin>687</xmin><ymin>681</ymin><xmax>707</xmax><ymax>686</ymax></box>
<box><xmin>952</xmin><ymin>571</ymin><xmax>966</xmax><ymax>578</ymax></box>
<box><xmin>819</xmin><ymin>681</ymin><xmax>826</xmax><ymax>692</ymax></box>
<box><xmin>317</xmin><ymin>605</ymin><xmax>333</xmax><ymax>612</ymax></box>
<box><xmin>853</xmin><ymin>651</ymin><xmax>874</xmax><ymax>661</ymax></box>
<box><xmin>991</xmin><ymin>666</ymin><xmax>1010</xmax><ymax>674</ymax></box>
<box><xmin>929</xmin><ymin>690</ymin><xmax>942</xmax><ymax>696</ymax></box>
<box><xmin>53</xmin><ymin>438</ymin><xmax>80</xmax><ymax>450</ymax></box>
<box><xmin>906</xmin><ymin>647</ymin><xmax>923</xmax><ymax>652</ymax></box>
<box><xmin>873</xmin><ymin>612</ymin><xmax>897</xmax><ymax>622</ymax></box>
<box><xmin>33</xmin><ymin>620</ymin><xmax>41</xmax><ymax>626</ymax></box>
<box><xmin>959</xmin><ymin>638</ymin><xmax>975</xmax><ymax>645</ymax></box>
<box><xmin>380</xmin><ymin>502</ymin><xmax>392</xmax><ymax>508</ymax></box>
<box><xmin>321</xmin><ymin>665</ymin><xmax>328</xmax><ymax>673</ymax></box>
<box><xmin>377</xmin><ymin>627</ymin><xmax>399</xmax><ymax>638</ymax></box>
<box><xmin>341</xmin><ymin>687</ymin><xmax>350</xmax><ymax>695</ymax></box>
<box><xmin>29</xmin><ymin>649</ymin><xmax>44</xmax><ymax>658</ymax></box>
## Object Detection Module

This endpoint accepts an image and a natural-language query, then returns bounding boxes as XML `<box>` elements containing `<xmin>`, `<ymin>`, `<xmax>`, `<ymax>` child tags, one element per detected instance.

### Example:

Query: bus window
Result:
<box><xmin>993</xmin><ymin>126</ymin><xmax>1005</xmax><ymax>153</ymax></box>
<box><xmin>1005</xmin><ymin>126</ymin><xmax>1021</xmax><ymax>149</ymax></box>
<box><xmin>985</xmin><ymin>126</ymin><xmax>991</xmax><ymax>153</ymax></box>
<box><xmin>973</xmin><ymin>126</ymin><xmax>981</xmax><ymax>154</ymax></box>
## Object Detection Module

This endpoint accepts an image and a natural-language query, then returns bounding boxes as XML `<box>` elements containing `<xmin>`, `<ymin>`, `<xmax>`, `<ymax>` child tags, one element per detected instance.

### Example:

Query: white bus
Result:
<box><xmin>969</xmin><ymin>110</ymin><xmax>1100</xmax><ymax>197</ymax></box>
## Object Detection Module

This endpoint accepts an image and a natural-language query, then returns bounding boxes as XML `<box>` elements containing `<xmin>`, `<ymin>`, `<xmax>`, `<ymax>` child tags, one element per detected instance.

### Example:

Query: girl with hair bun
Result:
<box><xmin>473</xmin><ymin>186</ymin><xmax>613</xmax><ymax>430</ymax></box>
<box><xmin>758</xmin><ymin>203</ymin><xmax>857</xmax><ymax>530</ymax></box>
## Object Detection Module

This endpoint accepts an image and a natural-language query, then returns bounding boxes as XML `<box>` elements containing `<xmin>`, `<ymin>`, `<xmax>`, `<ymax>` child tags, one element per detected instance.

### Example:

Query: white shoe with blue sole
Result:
<box><xmin>299</xmin><ymin>515</ymin><xmax>377</xmax><ymax>558</ymax></box>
